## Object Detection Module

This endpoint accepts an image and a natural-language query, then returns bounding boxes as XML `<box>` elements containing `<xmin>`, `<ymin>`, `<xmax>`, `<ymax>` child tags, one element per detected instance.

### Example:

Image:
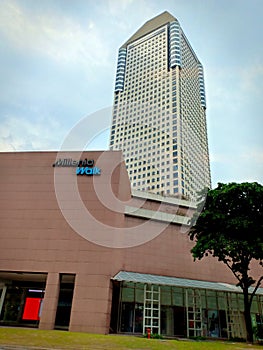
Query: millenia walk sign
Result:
<box><xmin>53</xmin><ymin>158</ymin><xmax>101</xmax><ymax>176</ymax></box>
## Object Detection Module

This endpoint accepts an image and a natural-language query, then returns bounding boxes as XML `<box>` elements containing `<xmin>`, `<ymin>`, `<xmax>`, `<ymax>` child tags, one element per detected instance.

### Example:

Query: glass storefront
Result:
<box><xmin>0</xmin><ymin>282</ymin><xmax>46</xmax><ymax>327</ymax></box>
<box><xmin>117</xmin><ymin>282</ymin><xmax>144</xmax><ymax>333</ymax></box>
<box><xmin>111</xmin><ymin>280</ymin><xmax>263</xmax><ymax>339</ymax></box>
<box><xmin>0</xmin><ymin>272</ymin><xmax>75</xmax><ymax>330</ymax></box>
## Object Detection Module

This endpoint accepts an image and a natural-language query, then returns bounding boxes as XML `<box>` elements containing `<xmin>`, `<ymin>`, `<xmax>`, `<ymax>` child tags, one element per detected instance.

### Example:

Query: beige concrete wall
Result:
<box><xmin>39</xmin><ymin>273</ymin><xmax>60</xmax><ymax>330</ymax></box>
<box><xmin>0</xmin><ymin>151</ymin><xmax>261</xmax><ymax>333</ymax></box>
<box><xmin>0</xmin><ymin>151</ymin><xmax>127</xmax><ymax>332</ymax></box>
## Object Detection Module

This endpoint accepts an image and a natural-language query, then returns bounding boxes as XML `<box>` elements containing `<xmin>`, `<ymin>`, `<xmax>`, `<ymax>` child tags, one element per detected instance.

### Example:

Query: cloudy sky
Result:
<box><xmin>0</xmin><ymin>0</ymin><xmax>262</xmax><ymax>187</ymax></box>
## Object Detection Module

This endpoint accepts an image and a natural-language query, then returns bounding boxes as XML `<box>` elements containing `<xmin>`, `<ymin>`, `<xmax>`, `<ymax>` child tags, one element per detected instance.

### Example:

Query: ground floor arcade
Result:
<box><xmin>0</xmin><ymin>270</ymin><xmax>262</xmax><ymax>340</ymax></box>
<box><xmin>111</xmin><ymin>271</ymin><xmax>263</xmax><ymax>339</ymax></box>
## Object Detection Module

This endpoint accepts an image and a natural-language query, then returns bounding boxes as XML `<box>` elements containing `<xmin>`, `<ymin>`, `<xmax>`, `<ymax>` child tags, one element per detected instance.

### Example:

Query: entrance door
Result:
<box><xmin>174</xmin><ymin>306</ymin><xmax>186</xmax><ymax>337</ymax></box>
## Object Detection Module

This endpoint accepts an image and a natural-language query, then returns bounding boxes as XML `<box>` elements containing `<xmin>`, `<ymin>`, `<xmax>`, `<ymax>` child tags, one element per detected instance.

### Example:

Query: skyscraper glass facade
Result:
<box><xmin>110</xmin><ymin>11</ymin><xmax>211</xmax><ymax>200</ymax></box>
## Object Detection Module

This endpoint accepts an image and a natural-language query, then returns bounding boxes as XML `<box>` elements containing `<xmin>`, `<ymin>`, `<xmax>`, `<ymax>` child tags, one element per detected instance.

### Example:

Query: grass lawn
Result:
<box><xmin>0</xmin><ymin>328</ymin><xmax>262</xmax><ymax>350</ymax></box>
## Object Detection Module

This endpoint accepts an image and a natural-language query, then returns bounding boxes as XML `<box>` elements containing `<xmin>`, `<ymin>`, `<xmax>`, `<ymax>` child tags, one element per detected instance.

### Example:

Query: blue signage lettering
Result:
<box><xmin>76</xmin><ymin>167</ymin><xmax>101</xmax><ymax>176</ymax></box>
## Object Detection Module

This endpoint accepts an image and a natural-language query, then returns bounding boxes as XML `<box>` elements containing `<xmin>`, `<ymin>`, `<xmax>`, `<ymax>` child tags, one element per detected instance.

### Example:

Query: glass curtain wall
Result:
<box><xmin>112</xmin><ymin>281</ymin><xmax>263</xmax><ymax>339</ymax></box>
<box><xmin>118</xmin><ymin>282</ymin><xmax>144</xmax><ymax>333</ymax></box>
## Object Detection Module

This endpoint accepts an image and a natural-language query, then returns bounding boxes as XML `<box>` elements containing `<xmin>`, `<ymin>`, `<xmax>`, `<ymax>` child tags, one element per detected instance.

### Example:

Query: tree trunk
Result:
<box><xmin>243</xmin><ymin>289</ymin><xmax>254</xmax><ymax>343</ymax></box>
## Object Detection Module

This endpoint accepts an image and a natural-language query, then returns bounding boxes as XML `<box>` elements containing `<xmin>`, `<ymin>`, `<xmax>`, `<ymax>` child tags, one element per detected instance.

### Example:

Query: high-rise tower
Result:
<box><xmin>109</xmin><ymin>11</ymin><xmax>211</xmax><ymax>200</ymax></box>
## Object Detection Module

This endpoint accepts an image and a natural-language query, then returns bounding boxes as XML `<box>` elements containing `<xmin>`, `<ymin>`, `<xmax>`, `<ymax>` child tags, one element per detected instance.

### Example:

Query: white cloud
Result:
<box><xmin>240</xmin><ymin>62</ymin><xmax>263</xmax><ymax>96</ymax></box>
<box><xmin>0</xmin><ymin>114</ymin><xmax>65</xmax><ymax>151</ymax></box>
<box><xmin>210</xmin><ymin>146</ymin><xmax>263</xmax><ymax>185</ymax></box>
<box><xmin>211</xmin><ymin>146</ymin><xmax>263</xmax><ymax>165</ymax></box>
<box><xmin>0</xmin><ymin>0</ymin><xmax>110</xmax><ymax>71</ymax></box>
<box><xmin>107</xmin><ymin>0</ymin><xmax>135</xmax><ymax>16</ymax></box>
<box><xmin>105</xmin><ymin>0</ymin><xmax>155</xmax><ymax>36</ymax></box>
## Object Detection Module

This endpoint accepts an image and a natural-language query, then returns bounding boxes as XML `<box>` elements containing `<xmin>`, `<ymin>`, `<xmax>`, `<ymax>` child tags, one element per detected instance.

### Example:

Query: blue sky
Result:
<box><xmin>0</xmin><ymin>0</ymin><xmax>262</xmax><ymax>187</ymax></box>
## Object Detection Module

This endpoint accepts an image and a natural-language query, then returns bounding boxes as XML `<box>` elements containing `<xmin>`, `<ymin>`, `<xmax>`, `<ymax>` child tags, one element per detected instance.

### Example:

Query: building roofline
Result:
<box><xmin>0</xmin><ymin>150</ymin><xmax>122</xmax><ymax>154</ymax></box>
<box><xmin>121</xmin><ymin>11</ymin><xmax>177</xmax><ymax>48</ymax></box>
<box><xmin>112</xmin><ymin>270</ymin><xmax>263</xmax><ymax>295</ymax></box>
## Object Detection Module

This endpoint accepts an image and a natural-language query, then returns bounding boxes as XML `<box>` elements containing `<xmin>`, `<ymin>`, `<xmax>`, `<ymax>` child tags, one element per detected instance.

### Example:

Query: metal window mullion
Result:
<box><xmin>117</xmin><ymin>282</ymin><xmax>123</xmax><ymax>333</ymax></box>
<box><xmin>0</xmin><ymin>286</ymin><xmax>7</xmax><ymax>317</ymax></box>
<box><xmin>186</xmin><ymin>289</ymin><xmax>189</xmax><ymax>338</ymax></box>
<box><xmin>226</xmin><ymin>292</ymin><xmax>231</xmax><ymax>339</ymax></box>
<box><xmin>143</xmin><ymin>284</ymin><xmax>146</xmax><ymax>334</ymax></box>
<box><xmin>132</xmin><ymin>286</ymin><xmax>136</xmax><ymax>333</ymax></box>
<box><xmin>158</xmin><ymin>285</ymin><xmax>161</xmax><ymax>334</ymax></box>
<box><xmin>150</xmin><ymin>284</ymin><xmax>154</xmax><ymax>333</ymax></box>
<box><xmin>197</xmin><ymin>289</ymin><xmax>202</xmax><ymax>337</ymax></box>
<box><xmin>236</xmin><ymin>293</ymin><xmax>242</xmax><ymax>338</ymax></box>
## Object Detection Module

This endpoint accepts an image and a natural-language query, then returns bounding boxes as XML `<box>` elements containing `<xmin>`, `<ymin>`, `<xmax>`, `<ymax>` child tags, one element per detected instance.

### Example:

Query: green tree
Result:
<box><xmin>189</xmin><ymin>182</ymin><xmax>263</xmax><ymax>343</ymax></box>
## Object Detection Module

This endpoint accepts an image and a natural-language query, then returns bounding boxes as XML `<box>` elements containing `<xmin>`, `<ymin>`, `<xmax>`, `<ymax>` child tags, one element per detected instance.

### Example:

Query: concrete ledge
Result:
<box><xmin>125</xmin><ymin>205</ymin><xmax>190</xmax><ymax>225</ymax></box>
<box><xmin>131</xmin><ymin>189</ymin><xmax>197</xmax><ymax>208</ymax></box>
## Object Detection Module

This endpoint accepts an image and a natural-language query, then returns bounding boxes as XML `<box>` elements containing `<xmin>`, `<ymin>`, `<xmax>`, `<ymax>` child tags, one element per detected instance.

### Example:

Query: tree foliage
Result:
<box><xmin>189</xmin><ymin>182</ymin><xmax>263</xmax><ymax>342</ymax></box>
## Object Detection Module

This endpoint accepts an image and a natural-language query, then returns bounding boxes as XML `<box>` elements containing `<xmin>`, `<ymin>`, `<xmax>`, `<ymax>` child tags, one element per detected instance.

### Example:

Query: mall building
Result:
<box><xmin>0</xmin><ymin>151</ymin><xmax>262</xmax><ymax>339</ymax></box>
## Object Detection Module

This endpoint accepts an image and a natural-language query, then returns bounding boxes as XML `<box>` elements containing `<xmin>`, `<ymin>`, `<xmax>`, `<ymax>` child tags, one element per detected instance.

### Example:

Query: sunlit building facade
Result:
<box><xmin>109</xmin><ymin>11</ymin><xmax>211</xmax><ymax>199</ymax></box>
<box><xmin>0</xmin><ymin>151</ymin><xmax>262</xmax><ymax>339</ymax></box>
